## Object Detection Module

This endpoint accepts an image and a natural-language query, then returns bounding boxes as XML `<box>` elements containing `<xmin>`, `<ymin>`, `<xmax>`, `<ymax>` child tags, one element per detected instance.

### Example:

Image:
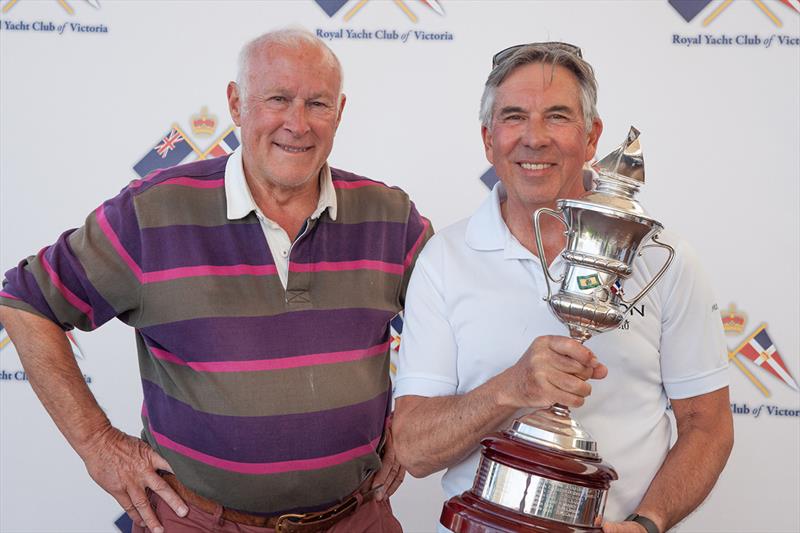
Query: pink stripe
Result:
<box><xmin>148</xmin><ymin>341</ymin><xmax>390</xmax><ymax>373</ymax></box>
<box><xmin>159</xmin><ymin>177</ymin><xmax>224</xmax><ymax>189</ymax></box>
<box><xmin>332</xmin><ymin>179</ymin><xmax>380</xmax><ymax>189</ymax></box>
<box><xmin>404</xmin><ymin>217</ymin><xmax>431</xmax><ymax>269</ymax></box>
<box><xmin>0</xmin><ymin>291</ymin><xmax>21</xmax><ymax>301</ymax></box>
<box><xmin>143</xmin><ymin>263</ymin><xmax>278</xmax><ymax>283</ymax></box>
<box><xmin>129</xmin><ymin>168</ymin><xmax>167</xmax><ymax>189</ymax></box>
<box><xmin>149</xmin><ymin>346</ymin><xmax>188</xmax><ymax>366</ymax></box>
<box><xmin>39</xmin><ymin>249</ymin><xmax>96</xmax><ymax>328</ymax></box>
<box><xmin>289</xmin><ymin>260</ymin><xmax>403</xmax><ymax>276</ymax></box>
<box><xmin>95</xmin><ymin>206</ymin><xmax>144</xmax><ymax>281</ymax></box>
<box><xmin>151</xmin><ymin>427</ymin><xmax>379</xmax><ymax>474</ymax></box>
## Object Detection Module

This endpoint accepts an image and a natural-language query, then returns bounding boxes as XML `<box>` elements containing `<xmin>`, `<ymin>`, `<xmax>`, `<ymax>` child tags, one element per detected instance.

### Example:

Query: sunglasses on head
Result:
<box><xmin>492</xmin><ymin>42</ymin><xmax>583</xmax><ymax>68</ymax></box>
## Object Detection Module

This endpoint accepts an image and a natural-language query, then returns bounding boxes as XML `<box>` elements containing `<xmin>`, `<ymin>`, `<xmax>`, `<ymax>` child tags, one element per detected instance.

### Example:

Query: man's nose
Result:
<box><xmin>522</xmin><ymin>118</ymin><xmax>551</xmax><ymax>150</ymax></box>
<box><xmin>284</xmin><ymin>101</ymin><xmax>311</xmax><ymax>137</ymax></box>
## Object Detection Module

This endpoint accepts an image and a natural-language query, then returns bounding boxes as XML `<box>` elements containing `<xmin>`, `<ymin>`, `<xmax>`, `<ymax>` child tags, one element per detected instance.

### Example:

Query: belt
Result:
<box><xmin>161</xmin><ymin>472</ymin><xmax>378</xmax><ymax>533</ymax></box>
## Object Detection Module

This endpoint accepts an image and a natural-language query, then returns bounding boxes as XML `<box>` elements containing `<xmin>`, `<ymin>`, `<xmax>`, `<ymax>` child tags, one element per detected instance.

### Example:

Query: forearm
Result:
<box><xmin>0</xmin><ymin>306</ymin><xmax>112</xmax><ymax>459</ymax></box>
<box><xmin>635</xmin><ymin>389</ymin><xmax>734</xmax><ymax>532</ymax></box>
<box><xmin>393</xmin><ymin>373</ymin><xmax>517</xmax><ymax>478</ymax></box>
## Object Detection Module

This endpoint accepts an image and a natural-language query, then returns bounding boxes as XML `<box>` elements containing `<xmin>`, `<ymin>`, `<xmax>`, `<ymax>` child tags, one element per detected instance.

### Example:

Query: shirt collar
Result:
<box><xmin>225</xmin><ymin>147</ymin><xmax>338</xmax><ymax>221</ymax></box>
<box><xmin>465</xmin><ymin>181</ymin><xmax>539</xmax><ymax>261</ymax></box>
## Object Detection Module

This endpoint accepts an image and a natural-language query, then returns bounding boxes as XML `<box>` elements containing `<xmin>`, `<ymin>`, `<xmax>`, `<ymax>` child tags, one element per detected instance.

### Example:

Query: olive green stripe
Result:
<box><xmin>138</xmin><ymin>345</ymin><xmax>390</xmax><ymax>417</ymax></box>
<box><xmin>136</xmin><ymin>269</ymin><xmax>400</xmax><ymax>327</ymax></box>
<box><xmin>143</xmin><ymin>423</ymin><xmax>381</xmax><ymax>514</ymax></box>
<box><xmin>334</xmin><ymin>186</ymin><xmax>410</xmax><ymax>224</ymax></box>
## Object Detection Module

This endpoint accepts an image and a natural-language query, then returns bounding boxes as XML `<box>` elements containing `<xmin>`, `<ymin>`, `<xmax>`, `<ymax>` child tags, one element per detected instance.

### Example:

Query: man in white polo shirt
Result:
<box><xmin>392</xmin><ymin>43</ymin><xmax>733</xmax><ymax>533</ymax></box>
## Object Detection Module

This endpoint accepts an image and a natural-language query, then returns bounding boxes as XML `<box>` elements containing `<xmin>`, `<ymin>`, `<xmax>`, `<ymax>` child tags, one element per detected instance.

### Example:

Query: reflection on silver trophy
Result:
<box><xmin>534</xmin><ymin>125</ymin><xmax>674</xmax><ymax>342</ymax></box>
<box><xmin>441</xmin><ymin>128</ymin><xmax>676</xmax><ymax>532</ymax></box>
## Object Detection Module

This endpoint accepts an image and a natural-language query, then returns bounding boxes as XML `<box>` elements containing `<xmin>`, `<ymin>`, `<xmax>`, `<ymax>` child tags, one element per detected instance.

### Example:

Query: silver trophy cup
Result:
<box><xmin>442</xmin><ymin>128</ymin><xmax>675</xmax><ymax>532</ymax></box>
<box><xmin>533</xmin><ymin>126</ymin><xmax>674</xmax><ymax>342</ymax></box>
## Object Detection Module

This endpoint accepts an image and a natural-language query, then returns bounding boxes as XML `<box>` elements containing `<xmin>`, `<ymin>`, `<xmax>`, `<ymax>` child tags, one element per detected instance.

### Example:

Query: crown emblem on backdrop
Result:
<box><xmin>191</xmin><ymin>107</ymin><xmax>217</xmax><ymax>136</ymax></box>
<box><xmin>722</xmin><ymin>304</ymin><xmax>747</xmax><ymax>335</ymax></box>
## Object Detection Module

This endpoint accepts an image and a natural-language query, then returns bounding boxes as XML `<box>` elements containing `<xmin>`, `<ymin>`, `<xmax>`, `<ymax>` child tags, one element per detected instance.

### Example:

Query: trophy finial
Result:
<box><xmin>593</xmin><ymin>126</ymin><xmax>644</xmax><ymax>184</ymax></box>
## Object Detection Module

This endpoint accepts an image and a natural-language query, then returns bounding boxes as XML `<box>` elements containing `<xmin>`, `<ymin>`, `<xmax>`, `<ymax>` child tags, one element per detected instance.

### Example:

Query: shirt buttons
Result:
<box><xmin>281</xmin><ymin>249</ymin><xmax>289</xmax><ymax>257</ymax></box>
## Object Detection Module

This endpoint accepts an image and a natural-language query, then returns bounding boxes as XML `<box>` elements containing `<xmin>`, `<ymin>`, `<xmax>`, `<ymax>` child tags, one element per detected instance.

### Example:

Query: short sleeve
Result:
<box><xmin>1</xmin><ymin>185</ymin><xmax>143</xmax><ymax>331</ymax></box>
<box><xmin>658</xmin><ymin>238</ymin><xmax>729</xmax><ymax>399</ymax></box>
<box><xmin>395</xmin><ymin>236</ymin><xmax>459</xmax><ymax>398</ymax></box>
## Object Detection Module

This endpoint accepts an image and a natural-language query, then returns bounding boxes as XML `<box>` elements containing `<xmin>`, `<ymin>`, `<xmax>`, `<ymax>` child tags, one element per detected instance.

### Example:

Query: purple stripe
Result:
<box><xmin>52</xmin><ymin>230</ymin><xmax>118</xmax><ymax>327</ymax></box>
<box><xmin>290</xmin><ymin>221</ymin><xmax>407</xmax><ymax>264</ymax></box>
<box><xmin>2</xmin><ymin>262</ymin><xmax>60</xmax><ymax>325</ymax></box>
<box><xmin>102</xmin><ymin>190</ymin><xmax>143</xmax><ymax>273</ymax></box>
<box><xmin>148</xmin><ymin>341</ymin><xmax>388</xmax><ymax>372</ymax></box>
<box><xmin>140</xmin><ymin>223</ymin><xmax>272</xmax><ymax>271</ymax></box>
<box><xmin>40</xmin><ymin>248</ymin><xmax>96</xmax><ymax>328</ymax></box>
<box><xmin>142</xmin><ymin>379</ymin><xmax>387</xmax><ymax>462</ymax></box>
<box><xmin>139</xmin><ymin>308</ymin><xmax>393</xmax><ymax>362</ymax></box>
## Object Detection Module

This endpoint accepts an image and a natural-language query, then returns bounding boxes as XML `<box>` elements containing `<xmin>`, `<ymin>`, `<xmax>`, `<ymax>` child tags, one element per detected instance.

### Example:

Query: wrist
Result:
<box><xmin>624</xmin><ymin>513</ymin><xmax>660</xmax><ymax>533</ymax></box>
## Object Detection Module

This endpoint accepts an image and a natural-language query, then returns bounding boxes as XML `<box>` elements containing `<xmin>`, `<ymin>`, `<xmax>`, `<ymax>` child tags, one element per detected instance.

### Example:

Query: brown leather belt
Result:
<box><xmin>161</xmin><ymin>472</ymin><xmax>377</xmax><ymax>533</ymax></box>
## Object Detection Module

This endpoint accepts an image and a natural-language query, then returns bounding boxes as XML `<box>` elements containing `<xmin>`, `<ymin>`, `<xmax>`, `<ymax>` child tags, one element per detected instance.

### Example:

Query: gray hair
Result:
<box><xmin>236</xmin><ymin>27</ymin><xmax>343</xmax><ymax>100</ymax></box>
<box><xmin>479</xmin><ymin>45</ymin><xmax>599</xmax><ymax>132</ymax></box>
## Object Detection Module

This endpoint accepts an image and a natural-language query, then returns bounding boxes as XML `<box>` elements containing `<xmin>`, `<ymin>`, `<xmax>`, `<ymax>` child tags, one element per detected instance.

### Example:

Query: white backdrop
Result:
<box><xmin>1</xmin><ymin>1</ymin><xmax>798</xmax><ymax>532</ymax></box>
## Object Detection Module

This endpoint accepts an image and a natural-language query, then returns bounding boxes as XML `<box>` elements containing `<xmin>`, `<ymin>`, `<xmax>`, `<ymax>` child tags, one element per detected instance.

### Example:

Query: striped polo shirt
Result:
<box><xmin>0</xmin><ymin>155</ymin><xmax>432</xmax><ymax>515</ymax></box>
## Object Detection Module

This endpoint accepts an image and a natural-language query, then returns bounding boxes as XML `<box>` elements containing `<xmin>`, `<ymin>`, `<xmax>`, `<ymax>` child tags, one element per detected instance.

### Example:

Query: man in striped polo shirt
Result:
<box><xmin>0</xmin><ymin>29</ymin><xmax>431</xmax><ymax>532</ymax></box>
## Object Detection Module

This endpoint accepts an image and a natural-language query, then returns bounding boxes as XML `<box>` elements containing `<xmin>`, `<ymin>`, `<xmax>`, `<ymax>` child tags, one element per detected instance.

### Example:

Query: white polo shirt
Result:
<box><xmin>224</xmin><ymin>148</ymin><xmax>337</xmax><ymax>289</ymax></box>
<box><xmin>395</xmin><ymin>182</ymin><xmax>729</xmax><ymax>525</ymax></box>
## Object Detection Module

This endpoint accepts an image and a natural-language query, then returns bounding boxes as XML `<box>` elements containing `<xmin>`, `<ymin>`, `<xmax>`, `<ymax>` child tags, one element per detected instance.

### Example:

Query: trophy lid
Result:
<box><xmin>508</xmin><ymin>405</ymin><xmax>599</xmax><ymax>459</ymax></box>
<box><xmin>593</xmin><ymin>126</ymin><xmax>644</xmax><ymax>186</ymax></box>
<box><xmin>577</xmin><ymin>126</ymin><xmax>654</xmax><ymax>219</ymax></box>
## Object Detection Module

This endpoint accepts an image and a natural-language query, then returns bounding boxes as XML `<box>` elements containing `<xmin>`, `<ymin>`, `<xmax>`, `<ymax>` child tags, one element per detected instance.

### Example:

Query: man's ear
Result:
<box><xmin>481</xmin><ymin>125</ymin><xmax>495</xmax><ymax>166</ymax></box>
<box><xmin>227</xmin><ymin>81</ymin><xmax>242</xmax><ymax>127</ymax></box>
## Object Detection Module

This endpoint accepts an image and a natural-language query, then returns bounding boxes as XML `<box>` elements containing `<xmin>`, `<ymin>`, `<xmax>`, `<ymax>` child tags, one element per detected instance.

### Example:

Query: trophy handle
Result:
<box><xmin>533</xmin><ymin>207</ymin><xmax>568</xmax><ymax>301</ymax></box>
<box><xmin>618</xmin><ymin>233</ymin><xmax>675</xmax><ymax>309</ymax></box>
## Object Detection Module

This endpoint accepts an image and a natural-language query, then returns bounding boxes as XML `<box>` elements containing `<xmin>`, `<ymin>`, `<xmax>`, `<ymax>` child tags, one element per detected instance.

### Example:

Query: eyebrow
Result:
<box><xmin>544</xmin><ymin>104</ymin><xmax>577</xmax><ymax>115</ymax></box>
<box><xmin>497</xmin><ymin>106</ymin><xmax>528</xmax><ymax>116</ymax></box>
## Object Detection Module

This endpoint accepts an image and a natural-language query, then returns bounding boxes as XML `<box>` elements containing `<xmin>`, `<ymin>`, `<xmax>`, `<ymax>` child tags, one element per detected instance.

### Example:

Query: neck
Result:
<box><xmin>245</xmin><ymin>169</ymin><xmax>322</xmax><ymax>240</ymax></box>
<box><xmin>501</xmin><ymin>200</ymin><xmax>567</xmax><ymax>262</ymax></box>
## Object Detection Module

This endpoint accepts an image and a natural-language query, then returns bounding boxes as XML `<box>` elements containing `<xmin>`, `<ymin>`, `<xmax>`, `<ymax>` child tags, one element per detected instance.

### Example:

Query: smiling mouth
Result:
<box><xmin>275</xmin><ymin>142</ymin><xmax>312</xmax><ymax>153</ymax></box>
<box><xmin>519</xmin><ymin>162</ymin><xmax>555</xmax><ymax>170</ymax></box>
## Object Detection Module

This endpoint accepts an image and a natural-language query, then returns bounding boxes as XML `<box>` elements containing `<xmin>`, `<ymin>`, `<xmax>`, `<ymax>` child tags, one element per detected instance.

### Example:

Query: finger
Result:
<box><xmin>592</xmin><ymin>362</ymin><xmax>609</xmax><ymax>380</ymax></box>
<box><xmin>145</xmin><ymin>471</ymin><xmax>188</xmax><ymax>518</ymax></box>
<box><xmin>549</xmin><ymin>353</ymin><xmax>595</xmax><ymax>380</ymax></box>
<box><xmin>129</xmin><ymin>487</ymin><xmax>164</xmax><ymax>533</ymax></box>
<box><xmin>372</xmin><ymin>465</ymin><xmax>390</xmax><ymax>489</ymax></box>
<box><xmin>385</xmin><ymin>467</ymin><xmax>406</xmax><ymax>498</ymax></box>
<box><xmin>549</xmin><ymin>371</ymin><xmax>593</xmax><ymax>398</ymax></box>
<box><xmin>147</xmin><ymin>448</ymin><xmax>175</xmax><ymax>475</ymax></box>
<box><xmin>547</xmin><ymin>336</ymin><xmax>596</xmax><ymax>366</ymax></box>
<box><xmin>375</xmin><ymin>461</ymin><xmax>401</xmax><ymax>500</ymax></box>
<box><xmin>119</xmin><ymin>496</ymin><xmax>145</xmax><ymax>530</ymax></box>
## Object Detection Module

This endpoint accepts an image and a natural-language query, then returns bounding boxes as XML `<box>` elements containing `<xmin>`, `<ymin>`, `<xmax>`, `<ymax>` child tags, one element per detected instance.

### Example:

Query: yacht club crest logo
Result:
<box><xmin>133</xmin><ymin>107</ymin><xmax>240</xmax><ymax>178</ymax></box>
<box><xmin>1</xmin><ymin>0</ymin><xmax>100</xmax><ymax>14</ymax></box>
<box><xmin>723</xmin><ymin>303</ymin><xmax>798</xmax><ymax>397</ymax></box>
<box><xmin>669</xmin><ymin>0</ymin><xmax>799</xmax><ymax>27</ymax></box>
<box><xmin>315</xmin><ymin>0</ymin><xmax>444</xmax><ymax>23</ymax></box>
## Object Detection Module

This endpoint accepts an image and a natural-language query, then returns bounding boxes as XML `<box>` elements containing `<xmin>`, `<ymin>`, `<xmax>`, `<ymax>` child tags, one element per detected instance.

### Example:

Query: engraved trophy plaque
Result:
<box><xmin>441</xmin><ymin>128</ymin><xmax>674</xmax><ymax>532</ymax></box>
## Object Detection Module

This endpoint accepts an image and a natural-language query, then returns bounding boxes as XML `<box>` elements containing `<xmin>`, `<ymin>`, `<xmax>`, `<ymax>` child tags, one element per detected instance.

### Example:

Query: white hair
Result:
<box><xmin>236</xmin><ymin>27</ymin><xmax>343</xmax><ymax>100</ymax></box>
<box><xmin>479</xmin><ymin>45</ymin><xmax>599</xmax><ymax>133</ymax></box>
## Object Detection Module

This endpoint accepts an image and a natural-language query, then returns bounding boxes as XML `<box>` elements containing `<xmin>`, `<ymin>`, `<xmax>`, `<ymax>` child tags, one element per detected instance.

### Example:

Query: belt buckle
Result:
<box><xmin>275</xmin><ymin>513</ymin><xmax>305</xmax><ymax>533</ymax></box>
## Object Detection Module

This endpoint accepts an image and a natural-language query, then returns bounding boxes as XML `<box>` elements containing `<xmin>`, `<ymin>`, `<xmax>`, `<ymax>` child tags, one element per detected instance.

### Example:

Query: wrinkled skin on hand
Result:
<box><xmin>499</xmin><ymin>335</ymin><xmax>608</xmax><ymax>410</ymax></box>
<box><xmin>83</xmin><ymin>427</ymin><xmax>187</xmax><ymax>533</ymax></box>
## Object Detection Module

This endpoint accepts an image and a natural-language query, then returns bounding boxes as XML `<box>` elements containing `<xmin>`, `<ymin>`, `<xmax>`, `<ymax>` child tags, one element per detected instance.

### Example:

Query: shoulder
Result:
<box><xmin>126</xmin><ymin>156</ymin><xmax>229</xmax><ymax>198</ymax></box>
<box><xmin>416</xmin><ymin>217</ymin><xmax>470</xmax><ymax>264</ymax></box>
<box><xmin>331</xmin><ymin>167</ymin><xmax>411</xmax><ymax>201</ymax></box>
<box><xmin>330</xmin><ymin>167</ymin><xmax>422</xmax><ymax>225</ymax></box>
